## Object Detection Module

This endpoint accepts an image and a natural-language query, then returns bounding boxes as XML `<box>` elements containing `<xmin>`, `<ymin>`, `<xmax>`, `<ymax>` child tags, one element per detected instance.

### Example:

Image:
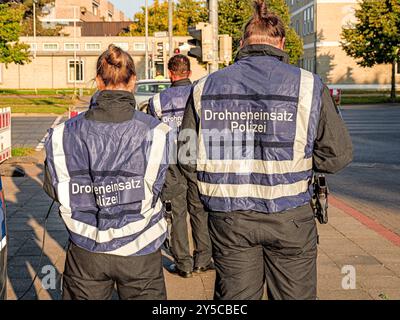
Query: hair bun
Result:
<box><xmin>266</xmin><ymin>14</ymin><xmax>279</xmax><ymax>26</ymax></box>
<box><xmin>106</xmin><ymin>44</ymin><xmax>123</xmax><ymax>68</ymax></box>
<box><xmin>253</xmin><ymin>0</ymin><xmax>269</xmax><ymax>20</ymax></box>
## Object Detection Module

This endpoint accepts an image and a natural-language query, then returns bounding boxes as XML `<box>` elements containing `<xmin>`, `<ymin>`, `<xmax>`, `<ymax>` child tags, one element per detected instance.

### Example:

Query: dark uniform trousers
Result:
<box><xmin>0</xmin><ymin>246</ymin><xmax>6</xmax><ymax>300</ymax></box>
<box><xmin>209</xmin><ymin>205</ymin><xmax>318</xmax><ymax>300</ymax></box>
<box><xmin>62</xmin><ymin>242</ymin><xmax>166</xmax><ymax>300</ymax></box>
<box><xmin>162</xmin><ymin>165</ymin><xmax>212</xmax><ymax>272</ymax></box>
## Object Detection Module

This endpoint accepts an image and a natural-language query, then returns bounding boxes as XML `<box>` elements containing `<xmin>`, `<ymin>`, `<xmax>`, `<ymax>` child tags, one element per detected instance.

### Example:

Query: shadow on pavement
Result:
<box><xmin>5</xmin><ymin>162</ymin><xmax>68</xmax><ymax>300</ymax></box>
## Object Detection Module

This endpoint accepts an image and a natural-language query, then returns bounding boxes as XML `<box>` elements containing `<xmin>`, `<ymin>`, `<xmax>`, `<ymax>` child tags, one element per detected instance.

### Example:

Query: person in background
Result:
<box><xmin>155</xmin><ymin>70</ymin><xmax>165</xmax><ymax>80</ymax></box>
<box><xmin>43</xmin><ymin>44</ymin><xmax>171</xmax><ymax>300</ymax></box>
<box><xmin>148</xmin><ymin>55</ymin><xmax>213</xmax><ymax>278</ymax></box>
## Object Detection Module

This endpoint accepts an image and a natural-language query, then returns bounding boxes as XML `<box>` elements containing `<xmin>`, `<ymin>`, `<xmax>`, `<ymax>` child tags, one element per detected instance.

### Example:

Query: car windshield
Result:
<box><xmin>135</xmin><ymin>83</ymin><xmax>170</xmax><ymax>94</ymax></box>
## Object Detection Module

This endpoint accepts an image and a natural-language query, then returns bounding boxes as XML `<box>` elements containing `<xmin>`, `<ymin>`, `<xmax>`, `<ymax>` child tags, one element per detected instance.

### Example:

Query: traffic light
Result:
<box><xmin>188</xmin><ymin>22</ymin><xmax>213</xmax><ymax>63</ymax></box>
<box><xmin>219</xmin><ymin>35</ymin><xmax>232</xmax><ymax>66</ymax></box>
<box><xmin>174</xmin><ymin>48</ymin><xmax>181</xmax><ymax>55</ymax></box>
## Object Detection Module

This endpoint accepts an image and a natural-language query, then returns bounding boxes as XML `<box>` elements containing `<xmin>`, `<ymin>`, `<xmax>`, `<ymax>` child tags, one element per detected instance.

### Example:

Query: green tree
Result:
<box><xmin>341</xmin><ymin>0</ymin><xmax>400</xmax><ymax>102</ymax></box>
<box><xmin>218</xmin><ymin>0</ymin><xmax>253</xmax><ymax>56</ymax></box>
<box><xmin>0</xmin><ymin>3</ymin><xmax>30</xmax><ymax>65</ymax></box>
<box><xmin>21</xmin><ymin>0</ymin><xmax>63</xmax><ymax>36</ymax></box>
<box><xmin>123</xmin><ymin>0</ymin><xmax>207</xmax><ymax>36</ymax></box>
<box><xmin>267</xmin><ymin>0</ymin><xmax>303</xmax><ymax>65</ymax></box>
<box><xmin>219</xmin><ymin>0</ymin><xmax>303</xmax><ymax>64</ymax></box>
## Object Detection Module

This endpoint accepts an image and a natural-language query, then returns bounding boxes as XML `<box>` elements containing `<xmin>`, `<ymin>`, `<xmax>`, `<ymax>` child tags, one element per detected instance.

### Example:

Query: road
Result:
<box><xmin>11</xmin><ymin>116</ymin><xmax>66</xmax><ymax>148</ymax></box>
<box><xmin>329</xmin><ymin>104</ymin><xmax>400</xmax><ymax>234</ymax></box>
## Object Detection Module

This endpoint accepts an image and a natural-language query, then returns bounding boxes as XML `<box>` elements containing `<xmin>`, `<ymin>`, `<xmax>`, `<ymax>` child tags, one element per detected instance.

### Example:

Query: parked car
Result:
<box><xmin>134</xmin><ymin>79</ymin><xmax>171</xmax><ymax>112</ymax></box>
<box><xmin>0</xmin><ymin>177</ymin><xmax>7</xmax><ymax>299</ymax></box>
<box><xmin>69</xmin><ymin>80</ymin><xmax>171</xmax><ymax>119</ymax></box>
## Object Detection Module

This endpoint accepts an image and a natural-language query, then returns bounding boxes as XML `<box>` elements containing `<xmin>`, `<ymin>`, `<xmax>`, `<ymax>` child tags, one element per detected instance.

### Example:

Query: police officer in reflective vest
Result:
<box><xmin>149</xmin><ymin>55</ymin><xmax>213</xmax><ymax>278</ymax></box>
<box><xmin>43</xmin><ymin>45</ymin><xmax>171</xmax><ymax>300</ymax></box>
<box><xmin>179</xmin><ymin>1</ymin><xmax>353</xmax><ymax>300</ymax></box>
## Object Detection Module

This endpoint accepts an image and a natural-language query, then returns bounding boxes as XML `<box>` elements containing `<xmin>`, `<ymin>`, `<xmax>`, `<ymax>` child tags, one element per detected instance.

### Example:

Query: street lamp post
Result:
<box><xmin>209</xmin><ymin>0</ymin><xmax>219</xmax><ymax>73</ymax></box>
<box><xmin>33</xmin><ymin>0</ymin><xmax>38</xmax><ymax>94</ymax></box>
<box><xmin>73</xmin><ymin>6</ymin><xmax>77</xmax><ymax>95</ymax></box>
<box><xmin>168</xmin><ymin>0</ymin><xmax>173</xmax><ymax>58</ymax></box>
<box><xmin>145</xmin><ymin>0</ymin><xmax>149</xmax><ymax>79</ymax></box>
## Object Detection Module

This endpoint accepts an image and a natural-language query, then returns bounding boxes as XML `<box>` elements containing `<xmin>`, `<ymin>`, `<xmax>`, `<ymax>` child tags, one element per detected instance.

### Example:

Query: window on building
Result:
<box><xmin>302</xmin><ymin>6</ymin><xmax>315</xmax><ymax>36</ymax></box>
<box><xmin>134</xmin><ymin>43</ymin><xmax>145</xmax><ymax>51</ymax></box>
<box><xmin>43</xmin><ymin>43</ymin><xmax>59</xmax><ymax>51</ymax></box>
<box><xmin>64</xmin><ymin>43</ymin><xmax>80</xmax><ymax>51</ymax></box>
<box><xmin>108</xmin><ymin>12</ymin><xmax>113</xmax><ymax>21</ymax></box>
<box><xmin>92</xmin><ymin>2</ymin><xmax>99</xmax><ymax>16</ymax></box>
<box><xmin>68</xmin><ymin>60</ymin><xmax>84</xmax><ymax>83</ymax></box>
<box><xmin>85</xmin><ymin>43</ymin><xmax>101</xmax><ymax>51</ymax></box>
<box><xmin>397</xmin><ymin>62</ymin><xmax>400</xmax><ymax>75</ymax></box>
<box><xmin>112</xmin><ymin>43</ymin><xmax>129</xmax><ymax>51</ymax></box>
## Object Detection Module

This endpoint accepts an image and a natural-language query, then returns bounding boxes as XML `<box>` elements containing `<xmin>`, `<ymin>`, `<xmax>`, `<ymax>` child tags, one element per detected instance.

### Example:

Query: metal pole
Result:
<box><xmin>145</xmin><ymin>0</ymin><xmax>149</xmax><ymax>79</ymax></box>
<box><xmin>33</xmin><ymin>1</ymin><xmax>37</xmax><ymax>94</ymax></box>
<box><xmin>209</xmin><ymin>0</ymin><xmax>219</xmax><ymax>73</ymax></box>
<box><xmin>168</xmin><ymin>0</ymin><xmax>173</xmax><ymax>58</ymax></box>
<box><xmin>73</xmin><ymin>6</ymin><xmax>77</xmax><ymax>93</ymax></box>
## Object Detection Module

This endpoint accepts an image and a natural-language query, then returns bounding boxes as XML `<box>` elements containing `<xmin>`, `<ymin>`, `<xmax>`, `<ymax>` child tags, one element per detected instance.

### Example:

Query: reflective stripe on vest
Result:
<box><xmin>152</xmin><ymin>93</ymin><xmax>163</xmax><ymax>119</ymax></box>
<box><xmin>151</xmin><ymin>86</ymin><xmax>191</xmax><ymax>131</ymax></box>
<box><xmin>193</xmin><ymin>67</ymin><xmax>322</xmax><ymax>213</ymax></box>
<box><xmin>50</xmin><ymin>120</ymin><xmax>170</xmax><ymax>256</ymax></box>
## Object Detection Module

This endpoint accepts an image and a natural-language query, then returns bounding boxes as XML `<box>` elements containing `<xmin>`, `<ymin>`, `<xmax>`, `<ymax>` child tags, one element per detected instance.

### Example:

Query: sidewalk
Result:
<box><xmin>2</xmin><ymin>152</ymin><xmax>400</xmax><ymax>300</ymax></box>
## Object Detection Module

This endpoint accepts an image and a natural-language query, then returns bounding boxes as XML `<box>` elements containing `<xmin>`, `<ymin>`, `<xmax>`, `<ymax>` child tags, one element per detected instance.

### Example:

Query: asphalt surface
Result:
<box><xmin>11</xmin><ymin>116</ymin><xmax>66</xmax><ymax>148</ymax></box>
<box><xmin>329</xmin><ymin>104</ymin><xmax>400</xmax><ymax>232</ymax></box>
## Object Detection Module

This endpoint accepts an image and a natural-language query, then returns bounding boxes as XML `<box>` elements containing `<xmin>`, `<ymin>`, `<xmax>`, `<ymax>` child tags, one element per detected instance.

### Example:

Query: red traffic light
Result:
<box><xmin>174</xmin><ymin>48</ymin><xmax>181</xmax><ymax>55</ymax></box>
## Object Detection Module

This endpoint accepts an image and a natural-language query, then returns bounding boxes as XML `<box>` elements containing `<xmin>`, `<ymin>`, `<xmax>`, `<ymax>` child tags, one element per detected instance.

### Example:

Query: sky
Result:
<box><xmin>109</xmin><ymin>0</ymin><xmax>154</xmax><ymax>20</ymax></box>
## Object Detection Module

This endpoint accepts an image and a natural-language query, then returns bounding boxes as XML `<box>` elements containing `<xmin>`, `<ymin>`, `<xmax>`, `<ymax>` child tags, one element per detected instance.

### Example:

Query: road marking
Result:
<box><xmin>331</xmin><ymin>196</ymin><xmax>400</xmax><ymax>247</ymax></box>
<box><xmin>35</xmin><ymin>115</ymin><xmax>63</xmax><ymax>152</ymax></box>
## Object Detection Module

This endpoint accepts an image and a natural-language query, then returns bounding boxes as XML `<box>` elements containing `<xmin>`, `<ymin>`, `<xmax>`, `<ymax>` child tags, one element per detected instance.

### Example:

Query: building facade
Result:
<box><xmin>0</xmin><ymin>36</ymin><xmax>207</xmax><ymax>89</ymax></box>
<box><xmin>287</xmin><ymin>0</ymin><xmax>398</xmax><ymax>90</ymax></box>
<box><xmin>40</xmin><ymin>0</ymin><xmax>129</xmax><ymax>36</ymax></box>
<box><xmin>42</xmin><ymin>0</ymin><xmax>128</xmax><ymax>23</ymax></box>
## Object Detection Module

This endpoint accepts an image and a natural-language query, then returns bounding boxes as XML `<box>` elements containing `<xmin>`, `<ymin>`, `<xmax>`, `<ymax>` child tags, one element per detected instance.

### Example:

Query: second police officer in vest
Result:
<box><xmin>179</xmin><ymin>1</ymin><xmax>353</xmax><ymax>300</ymax></box>
<box><xmin>148</xmin><ymin>55</ymin><xmax>213</xmax><ymax>278</ymax></box>
<box><xmin>43</xmin><ymin>45</ymin><xmax>171</xmax><ymax>300</ymax></box>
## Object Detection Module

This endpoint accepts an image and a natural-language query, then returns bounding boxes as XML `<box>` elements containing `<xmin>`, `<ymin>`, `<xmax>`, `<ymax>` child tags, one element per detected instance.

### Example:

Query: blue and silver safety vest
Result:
<box><xmin>0</xmin><ymin>178</ymin><xmax>6</xmax><ymax>252</ymax></box>
<box><xmin>149</xmin><ymin>85</ymin><xmax>192</xmax><ymax>131</ymax></box>
<box><xmin>45</xmin><ymin>111</ymin><xmax>171</xmax><ymax>256</ymax></box>
<box><xmin>193</xmin><ymin>55</ymin><xmax>323</xmax><ymax>214</ymax></box>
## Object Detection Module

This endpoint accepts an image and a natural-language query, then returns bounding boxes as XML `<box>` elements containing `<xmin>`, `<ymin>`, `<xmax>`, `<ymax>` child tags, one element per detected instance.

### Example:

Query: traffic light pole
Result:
<box><xmin>209</xmin><ymin>0</ymin><xmax>219</xmax><ymax>73</ymax></box>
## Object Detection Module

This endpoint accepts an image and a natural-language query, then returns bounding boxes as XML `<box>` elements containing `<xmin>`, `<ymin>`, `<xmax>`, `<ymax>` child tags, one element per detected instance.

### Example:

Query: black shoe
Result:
<box><xmin>193</xmin><ymin>262</ymin><xmax>215</xmax><ymax>274</ymax></box>
<box><xmin>169</xmin><ymin>264</ymin><xmax>193</xmax><ymax>278</ymax></box>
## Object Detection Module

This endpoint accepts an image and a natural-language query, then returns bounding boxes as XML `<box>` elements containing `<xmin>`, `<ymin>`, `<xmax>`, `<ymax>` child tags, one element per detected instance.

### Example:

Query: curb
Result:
<box><xmin>331</xmin><ymin>195</ymin><xmax>400</xmax><ymax>247</ymax></box>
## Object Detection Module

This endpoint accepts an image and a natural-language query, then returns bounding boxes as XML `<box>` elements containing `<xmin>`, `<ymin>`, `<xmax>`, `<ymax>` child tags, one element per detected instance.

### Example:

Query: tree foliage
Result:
<box><xmin>341</xmin><ymin>0</ymin><xmax>400</xmax><ymax>101</ymax></box>
<box><xmin>123</xmin><ymin>0</ymin><xmax>207</xmax><ymax>36</ymax></box>
<box><xmin>21</xmin><ymin>0</ymin><xmax>63</xmax><ymax>36</ymax></box>
<box><xmin>0</xmin><ymin>3</ymin><xmax>30</xmax><ymax>65</ymax></box>
<box><xmin>219</xmin><ymin>0</ymin><xmax>303</xmax><ymax>64</ymax></box>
